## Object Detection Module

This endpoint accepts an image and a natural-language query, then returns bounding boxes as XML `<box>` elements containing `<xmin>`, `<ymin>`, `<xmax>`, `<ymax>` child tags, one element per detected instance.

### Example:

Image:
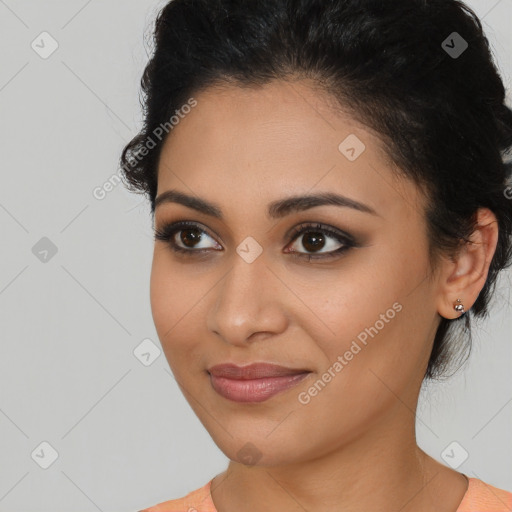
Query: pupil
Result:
<box><xmin>303</xmin><ymin>232</ymin><xmax>325</xmax><ymax>252</ymax></box>
<box><xmin>181</xmin><ymin>228</ymin><xmax>202</xmax><ymax>248</ymax></box>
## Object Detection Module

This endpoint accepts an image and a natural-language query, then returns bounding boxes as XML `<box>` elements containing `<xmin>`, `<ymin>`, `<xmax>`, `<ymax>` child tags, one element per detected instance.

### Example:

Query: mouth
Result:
<box><xmin>207</xmin><ymin>362</ymin><xmax>312</xmax><ymax>403</ymax></box>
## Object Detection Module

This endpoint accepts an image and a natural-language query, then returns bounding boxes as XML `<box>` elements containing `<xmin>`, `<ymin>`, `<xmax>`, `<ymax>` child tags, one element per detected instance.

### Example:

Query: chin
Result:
<box><xmin>205</xmin><ymin>426</ymin><xmax>317</xmax><ymax>468</ymax></box>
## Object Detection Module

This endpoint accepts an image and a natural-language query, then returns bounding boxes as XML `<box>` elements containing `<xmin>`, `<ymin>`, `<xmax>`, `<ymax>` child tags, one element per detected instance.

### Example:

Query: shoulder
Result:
<box><xmin>137</xmin><ymin>476</ymin><xmax>512</xmax><ymax>512</ymax></box>
<box><xmin>138</xmin><ymin>479</ymin><xmax>216</xmax><ymax>512</ymax></box>
<box><xmin>457</xmin><ymin>477</ymin><xmax>512</xmax><ymax>512</ymax></box>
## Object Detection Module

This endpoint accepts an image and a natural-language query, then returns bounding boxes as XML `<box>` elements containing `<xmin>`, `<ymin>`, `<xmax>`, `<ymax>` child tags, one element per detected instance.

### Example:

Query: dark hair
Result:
<box><xmin>119</xmin><ymin>0</ymin><xmax>512</xmax><ymax>380</ymax></box>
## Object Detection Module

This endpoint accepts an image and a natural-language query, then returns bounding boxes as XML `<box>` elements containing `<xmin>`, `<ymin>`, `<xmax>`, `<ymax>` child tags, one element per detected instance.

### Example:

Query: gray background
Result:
<box><xmin>0</xmin><ymin>1</ymin><xmax>511</xmax><ymax>511</ymax></box>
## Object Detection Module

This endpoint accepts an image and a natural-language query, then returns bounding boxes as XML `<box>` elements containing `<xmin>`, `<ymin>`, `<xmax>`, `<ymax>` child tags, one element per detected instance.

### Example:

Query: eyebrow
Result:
<box><xmin>154</xmin><ymin>189</ymin><xmax>379</xmax><ymax>219</ymax></box>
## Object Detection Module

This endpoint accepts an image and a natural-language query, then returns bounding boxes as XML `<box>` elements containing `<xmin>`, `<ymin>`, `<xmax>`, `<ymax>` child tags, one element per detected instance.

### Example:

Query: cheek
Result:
<box><xmin>303</xmin><ymin>237</ymin><xmax>430</xmax><ymax>385</ymax></box>
<box><xmin>149</xmin><ymin>254</ymin><xmax>171</xmax><ymax>332</ymax></box>
<box><xmin>292</xmin><ymin>304</ymin><xmax>414</xmax><ymax>445</ymax></box>
<box><xmin>149</xmin><ymin>253</ymin><xmax>209</xmax><ymax>369</ymax></box>
<box><xmin>149</xmin><ymin>253</ymin><xmax>191</xmax><ymax>350</ymax></box>
<box><xmin>150</xmin><ymin>251</ymin><xmax>198</xmax><ymax>328</ymax></box>
<box><xmin>291</xmin><ymin>252</ymin><xmax>408</xmax><ymax>349</ymax></box>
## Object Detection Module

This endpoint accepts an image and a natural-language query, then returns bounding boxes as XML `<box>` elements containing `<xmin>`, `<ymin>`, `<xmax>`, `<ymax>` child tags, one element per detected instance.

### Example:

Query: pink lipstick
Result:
<box><xmin>207</xmin><ymin>362</ymin><xmax>311</xmax><ymax>403</ymax></box>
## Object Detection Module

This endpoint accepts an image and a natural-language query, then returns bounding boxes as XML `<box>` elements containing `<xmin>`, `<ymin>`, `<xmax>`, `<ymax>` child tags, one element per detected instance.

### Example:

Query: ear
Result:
<box><xmin>436</xmin><ymin>207</ymin><xmax>499</xmax><ymax>320</ymax></box>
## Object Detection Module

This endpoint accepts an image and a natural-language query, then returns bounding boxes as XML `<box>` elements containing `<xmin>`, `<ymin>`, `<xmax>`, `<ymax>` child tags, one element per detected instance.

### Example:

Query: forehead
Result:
<box><xmin>156</xmin><ymin>80</ymin><xmax>425</xmax><ymax>222</ymax></box>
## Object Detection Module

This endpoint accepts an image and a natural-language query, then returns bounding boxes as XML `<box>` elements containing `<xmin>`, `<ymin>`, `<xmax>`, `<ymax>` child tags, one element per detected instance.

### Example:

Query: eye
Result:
<box><xmin>153</xmin><ymin>221</ymin><xmax>222</xmax><ymax>255</ymax></box>
<box><xmin>284</xmin><ymin>222</ymin><xmax>355</xmax><ymax>261</ymax></box>
<box><xmin>154</xmin><ymin>220</ymin><xmax>356</xmax><ymax>262</ymax></box>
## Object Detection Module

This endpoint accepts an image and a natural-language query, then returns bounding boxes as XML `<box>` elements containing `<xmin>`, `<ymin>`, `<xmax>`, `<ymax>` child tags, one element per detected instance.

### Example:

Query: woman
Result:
<box><xmin>120</xmin><ymin>0</ymin><xmax>512</xmax><ymax>510</ymax></box>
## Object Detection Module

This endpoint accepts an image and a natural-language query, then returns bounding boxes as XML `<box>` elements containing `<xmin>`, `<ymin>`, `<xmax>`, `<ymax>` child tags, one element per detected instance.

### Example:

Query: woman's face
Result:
<box><xmin>150</xmin><ymin>80</ymin><xmax>443</xmax><ymax>466</ymax></box>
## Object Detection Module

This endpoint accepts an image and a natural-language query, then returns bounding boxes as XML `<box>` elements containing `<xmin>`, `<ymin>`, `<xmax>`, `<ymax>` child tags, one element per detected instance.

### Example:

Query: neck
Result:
<box><xmin>210</xmin><ymin>401</ymin><xmax>468</xmax><ymax>512</ymax></box>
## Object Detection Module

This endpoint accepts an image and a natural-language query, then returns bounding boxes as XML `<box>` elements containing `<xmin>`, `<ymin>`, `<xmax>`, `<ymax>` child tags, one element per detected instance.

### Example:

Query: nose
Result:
<box><xmin>206</xmin><ymin>252</ymin><xmax>288</xmax><ymax>347</ymax></box>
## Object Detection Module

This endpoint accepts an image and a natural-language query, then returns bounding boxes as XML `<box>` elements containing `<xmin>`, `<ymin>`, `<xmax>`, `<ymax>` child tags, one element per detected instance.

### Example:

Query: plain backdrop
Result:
<box><xmin>0</xmin><ymin>1</ymin><xmax>511</xmax><ymax>511</ymax></box>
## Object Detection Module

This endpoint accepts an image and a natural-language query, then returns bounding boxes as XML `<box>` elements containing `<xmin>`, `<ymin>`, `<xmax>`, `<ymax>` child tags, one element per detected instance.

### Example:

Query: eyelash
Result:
<box><xmin>153</xmin><ymin>220</ymin><xmax>356</xmax><ymax>262</ymax></box>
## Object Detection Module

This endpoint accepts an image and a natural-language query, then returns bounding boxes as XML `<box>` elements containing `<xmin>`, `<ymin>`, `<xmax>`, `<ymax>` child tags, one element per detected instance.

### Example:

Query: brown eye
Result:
<box><xmin>179</xmin><ymin>227</ymin><xmax>205</xmax><ymax>248</ymax></box>
<box><xmin>286</xmin><ymin>223</ymin><xmax>353</xmax><ymax>259</ymax></box>
<box><xmin>154</xmin><ymin>221</ymin><xmax>222</xmax><ymax>254</ymax></box>
<box><xmin>300</xmin><ymin>231</ymin><xmax>328</xmax><ymax>252</ymax></box>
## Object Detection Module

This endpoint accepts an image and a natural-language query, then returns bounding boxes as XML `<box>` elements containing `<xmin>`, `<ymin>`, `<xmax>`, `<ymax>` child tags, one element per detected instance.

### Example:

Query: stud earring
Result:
<box><xmin>454</xmin><ymin>298</ymin><xmax>465</xmax><ymax>315</ymax></box>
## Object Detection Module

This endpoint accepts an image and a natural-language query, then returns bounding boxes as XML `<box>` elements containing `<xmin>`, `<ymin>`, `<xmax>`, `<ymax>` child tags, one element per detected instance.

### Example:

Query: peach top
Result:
<box><xmin>140</xmin><ymin>476</ymin><xmax>512</xmax><ymax>512</ymax></box>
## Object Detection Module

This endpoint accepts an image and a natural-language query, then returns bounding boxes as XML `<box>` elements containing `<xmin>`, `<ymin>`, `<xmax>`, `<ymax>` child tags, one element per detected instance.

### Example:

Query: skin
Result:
<box><xmin>149</xmin><ymin>79</ymin><xmax>499</xmax><ymax>512</ymax></box>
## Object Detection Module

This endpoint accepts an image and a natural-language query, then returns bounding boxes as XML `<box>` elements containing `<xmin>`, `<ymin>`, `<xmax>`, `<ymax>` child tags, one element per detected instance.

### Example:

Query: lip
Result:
<box><xmin>208</xmin><ymin>362</ymin><xmax>311</xmax><ymax>379</ymax></box>
<box><xmin>207</xmin><ymin>363</ymin><xmax>312</xmax><ymax>403</ymax></box>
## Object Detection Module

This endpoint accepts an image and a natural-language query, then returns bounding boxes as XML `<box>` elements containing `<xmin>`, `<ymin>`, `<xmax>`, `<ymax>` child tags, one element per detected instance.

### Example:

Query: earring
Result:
<box><xmin>454</xmin><ymin>298</ymin><xmax>465</xmax><ymax>315</ymax></box>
